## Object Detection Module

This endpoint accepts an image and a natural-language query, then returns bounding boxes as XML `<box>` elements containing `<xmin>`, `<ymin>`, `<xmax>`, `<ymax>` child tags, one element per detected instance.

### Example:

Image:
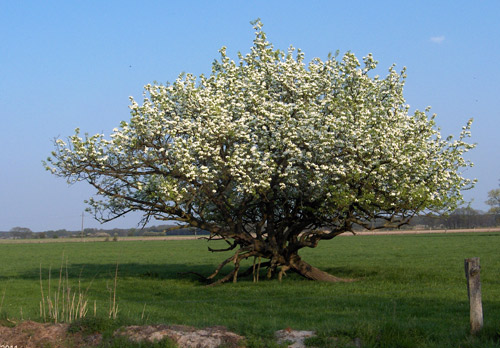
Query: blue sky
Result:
<box><xmin>1</xmin><ymin>1</ymin><xmax>499</xmax><ymax>232</ymax></box>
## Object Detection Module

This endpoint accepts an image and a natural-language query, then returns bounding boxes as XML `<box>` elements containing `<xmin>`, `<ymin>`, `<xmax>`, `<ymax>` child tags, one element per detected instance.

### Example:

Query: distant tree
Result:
<box><xmin>10</xmin><ymin>226</ymin><xmax>32</xmax><ymax>233</ymax></box>
<box><xmin>127</xmin><ymin>229</ymin><xmax>136</xmax><ymax>237</ymax></box>
<box><xmin>486</xmin><ymin>188</ymin><xmax>500</xmax><ymax>215</ymax></box>
<box><xmin>445</xmin><ymin>207</ymin><xmax>481</xmax><ymax>229</ymax></box>
<box><xmin>52</xmin><ymin>229</ymin><xmax>70</xmax><ymax>238</ymax></box>
<box><xmin>10</xmin><ymin>227</ymin><xmax>33</xmax><ymax>239</ymax></box>
<box><xmin>486</xmin><ymin>184</ymin><xmax>500</xmax><ymax>225</ymax></box>
<box><xmin>84</xmin><ymin>228</ymin><xmax>98</xmax><ymax>235</ymax></box>
<box><xmin>45</xmin><ymin>21</ymin><xmax>475</xmax><ymax>284</ymax></box>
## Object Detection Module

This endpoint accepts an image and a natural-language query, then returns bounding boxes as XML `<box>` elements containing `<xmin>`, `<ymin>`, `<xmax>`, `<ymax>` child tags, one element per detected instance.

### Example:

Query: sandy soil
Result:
<box><xmin>0</xmin><ymin>320</ymin><xmax>101</xmax><ymax>348</ymax></box>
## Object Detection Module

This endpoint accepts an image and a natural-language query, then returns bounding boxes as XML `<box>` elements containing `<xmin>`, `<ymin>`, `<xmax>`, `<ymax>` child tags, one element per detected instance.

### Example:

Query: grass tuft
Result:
<box><xmin>108</xmin><ymin>262</ymin><xmax>119</xmax><ymax>319</ymax></box>
<box><xmin>39</xmin><ymin>256</ymin><xmax>91</xmax><ymax>323</ymax></box>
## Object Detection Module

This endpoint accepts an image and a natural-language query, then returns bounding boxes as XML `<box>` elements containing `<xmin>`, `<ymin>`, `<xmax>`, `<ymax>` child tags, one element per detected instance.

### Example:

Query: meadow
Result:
<box><xmin>0</xmin><ymin>232</ymin><xmax>499</xmax><ymax>347</ymax></box>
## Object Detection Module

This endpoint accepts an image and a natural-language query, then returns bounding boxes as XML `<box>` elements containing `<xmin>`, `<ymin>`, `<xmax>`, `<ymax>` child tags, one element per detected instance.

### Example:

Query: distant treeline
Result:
<box><xmin>0</xmin><ymin>224</ymin><xmax>208</xmax><ymax>239</ymax></box>
<box><xmin>1</xmin><ymin>208</ymin><xmax>498</xmax><ymax>239</ymax></box>
<box><xmin>410</xmin><ymin>210</ymin><xmax>499</xmax><ymax>230</ymax></box>
<box><xmin>356</xmin><ymin>207</ymin><xmax>499</xmax><ymax>231</ymax></box>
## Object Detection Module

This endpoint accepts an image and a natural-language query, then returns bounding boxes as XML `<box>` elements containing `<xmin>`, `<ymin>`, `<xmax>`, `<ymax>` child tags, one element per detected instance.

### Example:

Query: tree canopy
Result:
<box><xmin>45</xmin><ymin>21</ymin><xmax>475</xmax><ymax>283</ymax></box>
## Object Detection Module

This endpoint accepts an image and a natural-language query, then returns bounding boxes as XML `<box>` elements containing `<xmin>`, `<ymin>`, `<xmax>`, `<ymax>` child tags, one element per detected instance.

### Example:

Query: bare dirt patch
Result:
<box><xmin>0</xmin><ymin>320</ymin><xmax>101</xmax><ymax>348</ymax></box>
<box><xmin>0</xmin><ymin>321</ymin><xmax>244</xmax><ymax>348</ymax></box>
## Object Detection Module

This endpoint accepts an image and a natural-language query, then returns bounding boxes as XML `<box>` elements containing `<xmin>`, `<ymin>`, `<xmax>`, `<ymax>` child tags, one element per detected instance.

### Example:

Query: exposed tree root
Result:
<box><xmin>203</xmin><ymin>251</ymin><xmax>353</xmax><ymax>285</ymax></box>
<box><xmin>177</xmin><ymin>271</ymin><xmax>212</xmax><ymax>284</ymax></box>
<box><xmin>241</xmin><ymin>260</ymin><xmax>271</xmax><ymax>280</ymax></box>
<box><xmin>182</xmin><ymin>246</ymin><xmax>354</xmax><ymax>285</ymax></box>
<box><xmin>290</xmin><ymin>258</ymin><xmax>355</xmax><ymax>282</ymax></box>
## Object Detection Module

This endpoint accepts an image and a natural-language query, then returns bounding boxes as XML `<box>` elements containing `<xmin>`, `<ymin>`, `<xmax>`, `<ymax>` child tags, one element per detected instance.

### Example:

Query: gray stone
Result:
<box><xmin>116</xmin><ymin>324</ymin><xmax>244</xmax><ymax>348</ymax></box>
<box><xmin>275</xmin><ymin>329</ymin><xmax>315</xmax><ymax>348</ymax></box>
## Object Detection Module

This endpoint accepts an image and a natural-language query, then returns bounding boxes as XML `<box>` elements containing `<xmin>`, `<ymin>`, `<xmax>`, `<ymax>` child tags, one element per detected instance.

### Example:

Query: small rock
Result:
<box><xmin>116</xmin><ymin>324</ymin><xmax>244</xmax><ymax>348</ymax></box>
<box><xmin>352</xmin><ymin>337</ymin><xmax>362</xmax><ymax>347</ymax></box>
<box><xmin>275</xmin><ymin>329</ymin><xmax>315</xmax><ymax>348</ymax></box>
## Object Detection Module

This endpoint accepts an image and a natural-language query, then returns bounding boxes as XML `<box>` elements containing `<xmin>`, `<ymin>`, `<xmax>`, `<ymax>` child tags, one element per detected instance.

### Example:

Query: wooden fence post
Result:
<box><xmin>464</xmin><ymin>257</ymin><xmax>483</xmax><ymax>334</ymax></box>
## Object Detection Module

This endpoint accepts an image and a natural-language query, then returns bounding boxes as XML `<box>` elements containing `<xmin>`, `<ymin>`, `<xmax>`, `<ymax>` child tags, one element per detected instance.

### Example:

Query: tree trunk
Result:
<box><xmin>205</xmin><ymin>246</ymin><xmax>354</xmax><ymax>284</ymax></box>
<box><xmin>289</xmin><ymin>256</ymin><xmax>353</xmax><ymax>282</ymax></box>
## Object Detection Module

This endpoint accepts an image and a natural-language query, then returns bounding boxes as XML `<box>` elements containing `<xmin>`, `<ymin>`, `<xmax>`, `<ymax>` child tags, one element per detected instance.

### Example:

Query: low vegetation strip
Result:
<box><xmin>0</xmin><ymin>235</ymin><xmax>199</xmax><ymax>244</ymax></box>
<box><xmin>1</xmin><ymin>228</ymin><xmax>499</xmax><ymax>244</ymax></box>
<box><xmin>339</xmin><ymin>227</ymin><xmax>500</xmax><ymax>236</ymax></box>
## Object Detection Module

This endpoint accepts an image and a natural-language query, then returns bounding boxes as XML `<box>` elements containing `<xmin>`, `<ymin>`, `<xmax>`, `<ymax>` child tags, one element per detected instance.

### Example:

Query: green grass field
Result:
<box><xmin>0</xmin><ymin>233</ymin><xmax>499</xmax><ymax>347</ymax></box>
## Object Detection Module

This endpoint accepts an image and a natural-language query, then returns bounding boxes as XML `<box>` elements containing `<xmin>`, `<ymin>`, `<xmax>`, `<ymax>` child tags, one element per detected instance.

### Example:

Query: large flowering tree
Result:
<box><xmin>46</xmin><ymin>21</ymin><xmax>475</xmax><ymax>284</ymax></box>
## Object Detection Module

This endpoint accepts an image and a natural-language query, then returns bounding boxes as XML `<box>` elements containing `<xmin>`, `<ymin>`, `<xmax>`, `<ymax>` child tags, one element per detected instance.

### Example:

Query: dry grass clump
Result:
<box><xmin>39</xmin><ymin>256</ymin><xmax>92</xmax><ymax>323</ymax></box>
<box><xmin>39</xmin><ymin>255</ymin><xmax>119</xmax><ymax>323</ymax></box>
